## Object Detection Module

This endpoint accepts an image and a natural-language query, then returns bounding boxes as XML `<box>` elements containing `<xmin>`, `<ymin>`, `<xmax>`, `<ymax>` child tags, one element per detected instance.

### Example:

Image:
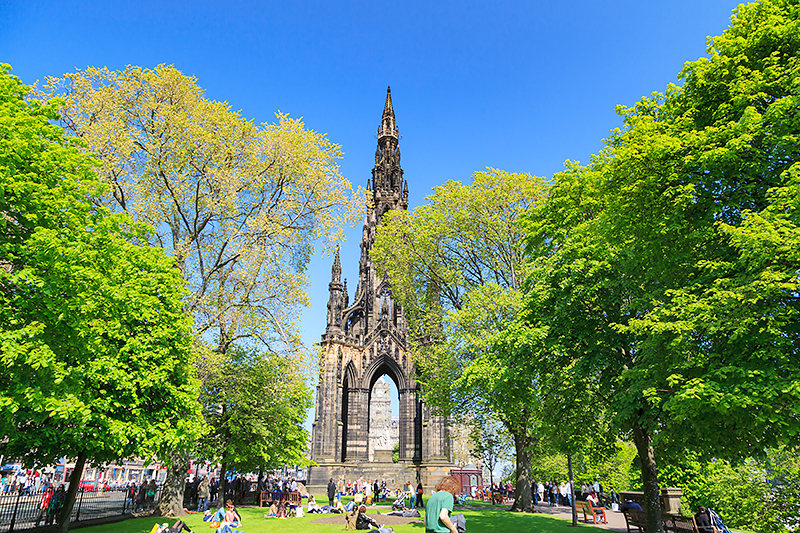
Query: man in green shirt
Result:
<box><xmin>425</xmin><ymin>476</ymin><xmax>462</xmax><ymax>533</ymax></box>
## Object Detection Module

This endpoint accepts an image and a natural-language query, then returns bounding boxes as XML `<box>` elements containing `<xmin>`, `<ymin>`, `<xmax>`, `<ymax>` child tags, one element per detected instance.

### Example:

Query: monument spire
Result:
<box><xmin>331</xmin><ymin>246</ymin><xmax>341</xmax><ymax>283</ymax></box>
<box><xmin>310</xmin><ymin>86</ymin><xmax>452</xmax><ymax>490</ymax></box>
<box><xmin>372</xmin><ymin>87</ymin><xmax>406</xmax><ymax>213</ymax></box>
<box><xmin>377</xmin><ymin>86</ymin><xmax>398</xmax><ymax>143</ymax></box>
<box><xmin>326</xmin><ymin>246</ymin><xmax>343</xmax><ymax>332</ymax></box>
<box><xmin>384</xmin><ymin>86</ymin><xmax>394</xmax><ymax>117</ymax></box>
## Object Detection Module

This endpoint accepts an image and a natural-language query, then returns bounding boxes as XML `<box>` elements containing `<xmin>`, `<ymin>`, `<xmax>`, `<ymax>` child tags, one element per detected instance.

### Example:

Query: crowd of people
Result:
<box><xmin>182</xmin><ymin>472</ymin><xmax>308</xmax><ymax>513</ymax></box>
<box><xmin>525</xmin><ymin>478</ymin><xmax>618</xmax><ymax>510</ymax></box>
<box><xmin>127</xmin><ymin>478</ymin><xmax>160</xmax><ymax>512</ymax></box>
<box><xmin>0</xmin><ymin>470</ymin><xmax>62</xmax><ymax>495</ymax></box>
<box><xmin>10</xmin><ymin>464</ymin><xmax>723</xmax><ymax>533</ymax></box>
<box><xmin>320</xmin><ymin>476</ymin><xmax>425</xmax><ymax>508</ymax></box>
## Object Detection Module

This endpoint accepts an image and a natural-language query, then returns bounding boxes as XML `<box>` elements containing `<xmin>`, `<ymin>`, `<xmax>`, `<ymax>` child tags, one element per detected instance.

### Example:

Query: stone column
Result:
<box><xmin>334</xmin><ymin>384</ymin><xmax>344</xmax><ymax>462</ymax></box>
<box><xmin>311</xmin><ymin>349</ymin><xmax>340</xmax><ymax>462</ymax></box>
<box><xmin>345</xmin><ymin>388</ymin><xmax>370</xmax><ymax>462</ymax></box>
<box><xmin>398</xmin><ymin>389</ymin><xmax>421</xmax><ymax>462</ymax></box>
<box><xmin>422</xmin><ymin>404</ymin><xmax>450</xmax><ymax>462</ymax></box>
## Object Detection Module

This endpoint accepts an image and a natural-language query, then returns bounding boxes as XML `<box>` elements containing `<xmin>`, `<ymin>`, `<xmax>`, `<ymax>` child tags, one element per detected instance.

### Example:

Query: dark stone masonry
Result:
<box><xmin>307</xmin><ymin>88</ymin><xmax>453</xmax><ymax>493</ymax></box>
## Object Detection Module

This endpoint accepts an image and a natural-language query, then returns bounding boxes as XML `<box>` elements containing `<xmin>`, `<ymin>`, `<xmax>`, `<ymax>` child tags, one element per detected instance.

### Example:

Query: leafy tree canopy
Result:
<box><xmin>373</xmin><ymin>168</ymin><xmax>548</xmax><ymax>512</ymax></box>
<box><xmin>0</xmin><ymin>64</ymin><xmax>201</xmax><ymax>531</ymax></box>
<box><xmin>195</xmin><ymin>344</ymin><xmax>312</xmax><ymax>476</ymax></box>
<box><xmin>38</xmin><ymin>65</ymin><xmax>365</xmax><ymax>360</ymax></box>
<box><xmin>519</xmin><ymin>0</ymin><xmax>800</xmax><ymax>530</ymax></box>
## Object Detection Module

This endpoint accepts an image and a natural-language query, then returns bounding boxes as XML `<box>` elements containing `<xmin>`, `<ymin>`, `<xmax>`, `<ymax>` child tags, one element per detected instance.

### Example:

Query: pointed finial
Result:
<box><xmin>331</xmin><ymin>245</ymin><xmax>341</xmax><ymax>282</ymax></box>
<box><xmin>379</xmin><ymin>87</ymin><xmax>397</xmax><ymax>140</ymax></box>
<box><xmin>383</xmin><ymin>86</ymin><xmax>394</xmax><ymax>117</ymax></box>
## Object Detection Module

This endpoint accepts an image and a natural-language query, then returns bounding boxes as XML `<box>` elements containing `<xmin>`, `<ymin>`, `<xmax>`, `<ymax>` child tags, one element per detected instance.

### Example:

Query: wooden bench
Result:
<box><xmin>624</xmin><ymin>510</ymin><xmax>717</xmax><ymax>533</ymax></box>
<box><xmin>259</xmin><ymin>491</ymin><xmax>301</xmax><ymax>507</ymax></box>
<box><xmin>576</xmin><ymin>499</ymin><xmax>607</xmax><ymax>524</ymax></box>
<box><xmin>664</xmin><ymin>514</ymin><xmax>717</xmax><ymax>533</ymax></box>
<box><xmin>623</xmin><ymin>509</ymin><xmax>647</xmax><ymax>533</ymax></box>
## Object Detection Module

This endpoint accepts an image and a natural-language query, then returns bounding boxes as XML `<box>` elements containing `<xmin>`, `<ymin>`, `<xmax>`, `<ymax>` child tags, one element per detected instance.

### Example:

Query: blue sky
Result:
<box><xmin>2</xmin><ymin>0</ymin><xmax>742</xmax><ymax>433</ymax></box>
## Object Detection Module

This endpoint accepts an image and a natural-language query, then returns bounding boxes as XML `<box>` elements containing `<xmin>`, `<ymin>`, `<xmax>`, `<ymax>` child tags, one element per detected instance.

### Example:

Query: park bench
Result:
<box><xmin>625</xmin><ymin>510</ymin><xmax>717</xmax><ymax>533</ymax></box>
<box><xmin>623</xmin><ymin>509</ymin><xmax>647</xmax><ymax>533</ymax></box>
<box><xmin>664</xmin><ymin>514</ymin><xmax>717</xmax><ymax>533</ymax></box>
<box><xmin>576</xmin><ymin>499</ymin><xmax>607</xmax><ymax>524</ymax></box>
<box><xmin>259</xmin><ymin>491</ymin><xmax>301</xmax><ymax>507</ymax></box>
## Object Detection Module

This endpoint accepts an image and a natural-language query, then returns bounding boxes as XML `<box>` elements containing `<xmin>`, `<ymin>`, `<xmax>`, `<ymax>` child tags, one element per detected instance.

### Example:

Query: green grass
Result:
<box><xmin>73</xmin><ymin>496</ymin><xmax>598</xmax><ymax>533</ymax></box>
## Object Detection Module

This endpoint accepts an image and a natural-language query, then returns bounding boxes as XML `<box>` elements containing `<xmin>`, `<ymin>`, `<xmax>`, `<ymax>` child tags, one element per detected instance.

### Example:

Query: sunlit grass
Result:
<box><xmin>74</xmin><ymin>496</ymin><xmax>597</xmax><ymax>533</ymax></box>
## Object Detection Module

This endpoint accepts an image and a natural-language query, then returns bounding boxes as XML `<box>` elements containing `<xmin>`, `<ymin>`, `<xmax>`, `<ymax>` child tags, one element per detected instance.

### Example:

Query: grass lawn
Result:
<box><xmin>72</xmin><ymin>496</ymin><xmax>597</xmax><ymax>533</ymax></box>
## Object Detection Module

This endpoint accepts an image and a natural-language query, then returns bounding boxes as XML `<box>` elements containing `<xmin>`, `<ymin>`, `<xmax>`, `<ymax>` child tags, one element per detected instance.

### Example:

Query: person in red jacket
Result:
<box><xmin>34</xmin><ymin>486</ymin><xmax>54</xmax><ymax>526</ymax></box>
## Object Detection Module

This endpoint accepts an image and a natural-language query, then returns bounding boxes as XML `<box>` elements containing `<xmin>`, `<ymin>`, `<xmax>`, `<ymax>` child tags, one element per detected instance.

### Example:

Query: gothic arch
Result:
<box><xmin>361</xmin><ymin>353</ymin><xmax>407</xmax><ymax>391</ymax></box>
<box><xmin>340</xmin><ymin>360</ymin><xmax>358</xmax><ymax>462</ymax></box>
<box><xmin>342</xmin><ymin>359</ymin><xmax>357</xmax><ymax>388</ymax></box>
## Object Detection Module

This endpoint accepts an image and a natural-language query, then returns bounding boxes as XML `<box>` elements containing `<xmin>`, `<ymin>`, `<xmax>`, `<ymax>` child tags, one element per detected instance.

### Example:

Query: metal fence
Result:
<box><xmin>0</xmin><ymin>488</ymin><xmax>161</xmax><ymax>533</ymax></box>
<box><xmin>0</xmin><ymin>483</ymin><xmax>262</xmax><ymax>532</ymax></box>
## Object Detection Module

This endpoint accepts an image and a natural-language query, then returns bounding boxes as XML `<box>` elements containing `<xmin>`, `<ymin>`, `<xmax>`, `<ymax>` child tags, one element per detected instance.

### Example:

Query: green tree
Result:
<box><xmin>372</xmin><ymin>168</ymin><xmax>548</xmax><ymax>512</ymax></box>
<box><xmin>0</xmin><ymin>65</ymin><xmax>201</xmax><ymax>533</ymax></box>
<box><xmin>656</xmin><ymin>446</ymin><xmax>800</xmax><ymax>533</ymax></box>
<box><xmin>38</xmin><ymin>64</ymin><xmax>364</xmax><ymax>513</ymax></box>
<box><xmin>520</xmin><ymin>1</ymin><xmax>800</xmax><ymax>531</ymax></box>
<box><xmin>195</xmin><ymin>345</ymin><xmax>312</xmax><ymax>497</ymax></box>
<box><xmin>470</xmin><ymin>414</ymin><xmax>513</xmax><ymax>492</ymax></box>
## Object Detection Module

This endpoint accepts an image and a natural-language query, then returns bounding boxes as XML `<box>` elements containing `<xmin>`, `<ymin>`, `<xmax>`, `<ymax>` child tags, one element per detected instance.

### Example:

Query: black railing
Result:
<box><xmin>0</xmin><ymin>487</ymin><xmax>162</xmax><ymax>533</ymax></box>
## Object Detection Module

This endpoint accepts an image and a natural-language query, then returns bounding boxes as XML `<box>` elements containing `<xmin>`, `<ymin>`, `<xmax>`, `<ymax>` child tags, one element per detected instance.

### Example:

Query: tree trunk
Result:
<box><xmin>154</xmin><ymin>452</ymin><xmax>189</xmax><ymax>517</ymax></box>
<box><xmin>568</xmin><ymin>453</ymin><xmax>577</xmax><ymax>526</ymax></box>
<box><xmin>489</xmin><ymin>462</ymin><xmax>495</xmax><ymax>506</ymax></box>
<box><xmin>218</xmin><ymin>460</ymin><xmax>228</xmax><ymax>504</ymax></box>
<box><xmin>56</xmin><ymin>452</ymin><xmax>87</xmax><ymax>533</ymax></box>
<box><xmin>509</xmin><ymin>430</ymin><xmax>534</xmax><ymax>513</ymax></box>
<box><xmin>632</xmin><ymin>419</ymin><xmax>662</xmax><ymax>533</ymax></box>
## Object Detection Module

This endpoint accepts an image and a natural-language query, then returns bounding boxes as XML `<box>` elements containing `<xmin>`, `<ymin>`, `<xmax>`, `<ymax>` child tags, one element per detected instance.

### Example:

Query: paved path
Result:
<box><xmin>521</xmin><ymin>503</ymin><xmax>628</xmax><ymax>532</ymax></box>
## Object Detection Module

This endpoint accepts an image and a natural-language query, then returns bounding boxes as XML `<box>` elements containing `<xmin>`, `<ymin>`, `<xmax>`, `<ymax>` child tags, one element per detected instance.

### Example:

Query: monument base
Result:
<box><xmin>373</xmin><ymin>450</ymin><xmax>393</xmax><ymax>463</ymax></box>
<box><xmin>306</xmin><ymin>461</ymin><xmax>454</xmax><ymax>496</ymax></box>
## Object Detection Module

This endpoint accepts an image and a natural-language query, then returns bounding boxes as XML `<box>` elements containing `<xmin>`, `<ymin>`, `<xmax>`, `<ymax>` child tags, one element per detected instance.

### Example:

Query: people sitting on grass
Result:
<box><xmin>345</xmin><ymin>504</ymin><xmax>358</xmax><ymax>530</ymax></box>
<box><xmin>331</xmin><ymin>497</ymin><xmax>345</xmax><ymax>513</ymax></box>
<box><xmin>322</xmin><ymin>498</ymin><xmax>344</xmax><ymax>514</ymax></box>
<box><xmin>356</xmin><ymin>505</ymin><xmax>382</xmax><ymax>530</ymax></box>
<box><xmin>266</xmin><ymin>501</ymin><xmax>278</xmax><ymax>517</ymax></box>
<box><xmin>205</xmin><ymin>499</ymin><xmax>241</xmax><ymax>533</ymax></box>
<box><xmin>276</xmin><ymin>501</ymin><xmax>288</xmax><ymax>518</ymax></box>
<box><xmin>308</xmin><ymin>494</ymin><xmax>321</xmax><ymax>513</ymax></box>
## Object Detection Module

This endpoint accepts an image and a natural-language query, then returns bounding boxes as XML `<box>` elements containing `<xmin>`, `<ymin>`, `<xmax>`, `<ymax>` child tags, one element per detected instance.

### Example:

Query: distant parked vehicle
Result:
<box><xmin>78</xmin><ymin>480</ymin><xmax>109</xmax><ymax>491</ymax></box>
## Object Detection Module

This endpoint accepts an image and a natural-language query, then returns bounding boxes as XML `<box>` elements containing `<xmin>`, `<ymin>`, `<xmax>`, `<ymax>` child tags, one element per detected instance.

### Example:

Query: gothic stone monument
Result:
<box><xmin>307</xmin><ymin>88</ymin><xmax>453</xmax><ymax>492</ymax></box>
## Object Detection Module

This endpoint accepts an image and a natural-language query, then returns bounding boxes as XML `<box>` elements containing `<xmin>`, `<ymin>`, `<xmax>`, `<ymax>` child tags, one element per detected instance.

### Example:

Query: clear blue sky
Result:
<box><xmin>2</xmin><ymin>0</ymin><xmax>743</xmax><ymax>433</ymax></box>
